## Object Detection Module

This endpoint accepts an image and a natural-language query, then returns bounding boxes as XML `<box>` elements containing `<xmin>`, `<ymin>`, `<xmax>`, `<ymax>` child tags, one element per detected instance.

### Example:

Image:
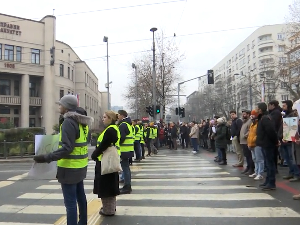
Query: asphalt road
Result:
<box><xmin>0</xmin><ymin>147</ymin><xmax>300</xmax><ymax>225</ymax></box>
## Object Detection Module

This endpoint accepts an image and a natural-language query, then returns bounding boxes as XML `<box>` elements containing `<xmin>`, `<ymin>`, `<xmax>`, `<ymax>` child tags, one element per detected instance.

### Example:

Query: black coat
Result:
<box><xmin>215</xmin><ymin>123</ymin><xmax>227</xmax><ymax>149</ymax></box>
<box><xmin>256</xmin><ymin>113</ymin><xmax>278</xmax><ymax>148</ymax></box>
<box><xmin>92</xmin><ymin>124</ymin><xmax>120</xmax><ymax>198</ymax></box>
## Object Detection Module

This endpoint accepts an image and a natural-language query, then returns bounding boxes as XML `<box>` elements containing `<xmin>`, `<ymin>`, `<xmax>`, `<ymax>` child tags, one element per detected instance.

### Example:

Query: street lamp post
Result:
<box><xmin>150</xmin><ymin>27</ymin><xmax>157</xmax><ymax>121</ymax></box>
<box><xmin>103</xmin><ymin>36</ymin><xmax>110</xmax><ymax>110</ymax></box>
<box><xmin>234</xmin><ymin>70</ymin><xmax>254</xmax><ymax>110</ymax></box>
<box><xmin>132</xmin><ymin>63</ymin><xmax>138</xmax><ymax>119</ymax></box>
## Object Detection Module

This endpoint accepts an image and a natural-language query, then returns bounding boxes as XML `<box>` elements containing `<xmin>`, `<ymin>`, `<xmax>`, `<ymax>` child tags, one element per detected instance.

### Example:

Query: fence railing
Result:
<box><xmin>0</xmin><ymin>140</ymin><xmax>34</xmax><ymax>158</ymax></box>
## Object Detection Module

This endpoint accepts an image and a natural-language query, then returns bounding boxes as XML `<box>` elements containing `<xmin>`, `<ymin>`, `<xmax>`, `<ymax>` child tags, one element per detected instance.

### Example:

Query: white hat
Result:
<box><xmin>217</xmin><ymin>118</ymin><xmax>224</xmax><ymax>123</ymax></box>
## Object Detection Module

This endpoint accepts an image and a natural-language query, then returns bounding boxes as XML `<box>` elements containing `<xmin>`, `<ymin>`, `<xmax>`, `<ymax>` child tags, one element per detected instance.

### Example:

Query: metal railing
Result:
<box><xmin>0</xmin><ymin>139</ymin><xmax>34</xmax><ymax>158</ymax></box>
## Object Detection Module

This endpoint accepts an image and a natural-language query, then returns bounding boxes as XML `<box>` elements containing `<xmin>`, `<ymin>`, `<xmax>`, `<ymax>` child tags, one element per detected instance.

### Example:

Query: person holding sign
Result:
<box><xmin>33</xmin><ymin>95</ymin><xmax>93</xmax><ymax>225</ymax></box>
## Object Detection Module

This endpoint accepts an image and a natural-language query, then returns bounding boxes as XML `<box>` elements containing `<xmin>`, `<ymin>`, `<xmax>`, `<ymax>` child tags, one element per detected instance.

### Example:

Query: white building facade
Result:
<box><xmin>0</xmin><ymin>13</ymin><xmax>108</xmax><ymax>134</ymax></box>
<box><xmin>199</xmin><ymin>24</ymin><xmax>290</xmax><ymax>111</ymax></box>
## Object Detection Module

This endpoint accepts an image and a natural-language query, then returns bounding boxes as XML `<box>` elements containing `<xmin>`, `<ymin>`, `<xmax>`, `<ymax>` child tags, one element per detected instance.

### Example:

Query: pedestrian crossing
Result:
<box><xmin>0</xmin><ymin>151</ymin><xmax>300</xmax><ymax>225</ymax></box>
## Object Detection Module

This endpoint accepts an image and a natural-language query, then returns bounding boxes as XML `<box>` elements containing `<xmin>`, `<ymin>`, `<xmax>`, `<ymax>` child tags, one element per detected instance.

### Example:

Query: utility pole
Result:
<box><xmin>103</xmin><ymin>36</ymin><xmax>110</xmax><ymax>110</ymax></box>
<box><xmin>132</xmin><ymin>63</ymin><xmax>138</xmax><ymax>119</ymax></box>
<box><xmin>150</xmin><ymin>27</ymin><xmax>157</xmax><ymax>121</ymax></box>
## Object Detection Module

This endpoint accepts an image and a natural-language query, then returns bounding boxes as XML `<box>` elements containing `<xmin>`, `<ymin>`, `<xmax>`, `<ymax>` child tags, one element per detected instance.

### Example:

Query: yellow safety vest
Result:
<box><xmin>119</xmin><ymin>122</ymin><xmax>134</xmax><ymax>152</ymax></box>
<box><xmin>140</xmin><ymin>126</ymin><xmax>145</xmax><ymax>144</ymax></box>
<box><xmin>149</xmin><ymin>127</ymin><xmax>155</xmax><ymax>139</ymax></box>
<box><xmin>153</xmin><ymin>127</ymin><xmax>158</xmax><ymax>138</ymax></box>
<box><xmin>134</xmin><ymin>125</ymin><xmax>140</xmax><ymax>141</ymax></box>
<box><xmin>97</xmin><ymin>125</ymin><xmax>121</xmax><ymax>161</ymax></box>
<box><xmin>57</xmin><ymin>123</ymin><xmax>89</xmax><ymax>169</ymax></box>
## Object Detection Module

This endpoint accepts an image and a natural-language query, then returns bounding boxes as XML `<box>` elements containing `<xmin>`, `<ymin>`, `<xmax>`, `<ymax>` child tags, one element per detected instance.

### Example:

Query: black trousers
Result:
<box><xmin>141</xmin><ymin>143</ymin><xmax>145</xmax><ymax>157</ymax></box>
<box><xmin>242</xmin><ymin>144</ymin><xmax>254</xmax><ymax>171</ymax></box>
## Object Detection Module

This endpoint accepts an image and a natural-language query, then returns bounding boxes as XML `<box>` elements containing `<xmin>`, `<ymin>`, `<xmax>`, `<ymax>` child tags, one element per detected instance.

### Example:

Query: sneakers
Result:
<box><xmin>249</xmin><ymin>173</ymin><xmax>257</xmax><ymax>178</ymax></box>
<box><xmin>192</xmin><ymin>151</ymin><xmax>197</xmax><ymax>154</ymax></box>
<box><xmin>254</xmin><ymin>175</ymin><xmax>263</xmax><ymax>180</ymax></box>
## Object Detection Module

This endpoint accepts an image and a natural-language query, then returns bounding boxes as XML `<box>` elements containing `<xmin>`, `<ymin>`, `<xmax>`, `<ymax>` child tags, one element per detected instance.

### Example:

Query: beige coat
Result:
<box><xmin>239</xmin><ymin>118</ymin><xmax>252</xmax><ymax>145</ymax></box>
<box><xmin>190</xmin><ymin>125</ymin><xmax>198</xmax><ymax>139</ymax></box>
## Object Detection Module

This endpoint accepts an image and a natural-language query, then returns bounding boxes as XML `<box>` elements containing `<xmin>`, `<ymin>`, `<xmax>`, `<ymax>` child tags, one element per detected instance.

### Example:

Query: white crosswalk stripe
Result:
<box><xmin>1</xmin><ymin>152</ymin><xmax>300</xmax><ymax>225</ymax></box>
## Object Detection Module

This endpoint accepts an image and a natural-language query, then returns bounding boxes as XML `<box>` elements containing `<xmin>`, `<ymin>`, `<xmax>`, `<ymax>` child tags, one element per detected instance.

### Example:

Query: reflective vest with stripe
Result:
<box><xmin>97</xmin><ymin>125</ymin><xmax>121</xmax><ymax>161</ymax></box>
<box><xmin>134</xmin><ymin>125</ymin><xmax>140</xmax><ymax>141</ymax></box>
<box><xmin>120</xmin><ymin>122</ymin><xmax>134</xmax><ymax>152</ymax></box>
<box><xmin>149</xmin><ymin>127</ymin><xmax>155</xmax><ymax>139</ymax></box>
<box><xmin>153</xmin><ymin>128</ymin><xmax>158</xmax><ymax>138</ymax></box>
<box><xmin>140</xmin><ymin>125</ymin><xmax>145</xmax><ymax>144</ymax></box>
<box><xmin>57</xmin><ymin>123</ymin><xmax>89</xmax><ymax>169</ymax></box>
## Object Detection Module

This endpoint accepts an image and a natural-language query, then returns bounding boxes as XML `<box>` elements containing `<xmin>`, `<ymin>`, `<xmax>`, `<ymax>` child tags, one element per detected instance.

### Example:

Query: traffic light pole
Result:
<box><xmin>177</xmin><ymin>74</ymin><xmax>207</xmax><ymax>122</ymax></box>
<box><xmin>150</xmin><ymin>28</ymin><xmax>157</xmax><ymax>122</ymax></box>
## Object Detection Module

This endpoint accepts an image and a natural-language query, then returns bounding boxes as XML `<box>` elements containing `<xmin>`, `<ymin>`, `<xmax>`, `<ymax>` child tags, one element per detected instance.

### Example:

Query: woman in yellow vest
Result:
<box><xmin>91</xmin><ymin>111</ymin><xmax>120</xmax><ymax>216</ymax></box>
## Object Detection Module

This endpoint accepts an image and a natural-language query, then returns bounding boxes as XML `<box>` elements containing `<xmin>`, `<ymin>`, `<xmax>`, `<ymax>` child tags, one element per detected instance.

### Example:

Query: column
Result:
<box><xmin>21</xmin><ymin>74</ymin><xmax>29</xmax><ymax>127</ymax></box>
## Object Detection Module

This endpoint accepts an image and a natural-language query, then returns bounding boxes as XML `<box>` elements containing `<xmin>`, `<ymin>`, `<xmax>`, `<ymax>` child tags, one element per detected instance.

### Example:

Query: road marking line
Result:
<box><xmin>0</xmin><ymin>223</ymin><xmax>52</xmax><ymax>225</ymax></box>
<box><xmin>134</xmin><ymin>172</ymin><xmax>230</xmax><ymax>176</ymax></box>
<box><xmin>136</xmin><ymin>161</ymin><xmax>210</xmax><ymax>165</ymax></box>
<box><xmin>7</xmin><ymin>172</ymin><xmax>28</xmax><ymax>181</ymax></box>
<box><xmin>136</xmin><ymin>164</ymin><xmax>214</xmax><ymax>168</ymax></box>
<box><xmin>0</xmin><ymin>181</ymin><xmax>14</xmax><ymax>188</ymax></box>
<box><xmin>114</xmin><ymin>206</ymin><xmax>300</xmax><ymax>217</ymax></box>
<box><xmin>130</xmin><ymin>167</ymin><xmax>221</xmax><ymax>172</ymax></box>
<box><xmin>17</xmin><ymin>193</ymin><xmax>95</xmax><ymax>200</ymax></box>
<box><xmin>117</xmin><ymin>193</ymin><xmax>274</xmax><ymax>201</ymax></box>
<box><xmin>132</xmin><ymin>185</ymin><xmax>256</xmax><ymax>190</ymax></box>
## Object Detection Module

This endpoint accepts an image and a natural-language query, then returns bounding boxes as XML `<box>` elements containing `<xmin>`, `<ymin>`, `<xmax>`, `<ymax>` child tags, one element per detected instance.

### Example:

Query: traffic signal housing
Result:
<box><xmin>179</xmin><ymin>107</ymin><xmax>185</xmax><ymax>118</ymax></box>
<box><xmin>155</xmin><ymin>105</ymin><xmax>160</xmax><ymax>114</ymax></box>
<box><xmin>146</xmin><ymin>106</ymin><xmax>154</xmax><ymax>117</ymax></box>
<box><xmin>175</xmin><ymin>107</ymin><xmax>179</xmax><ymax>115</ymax></box>
<box><xmin>207</xmin><ymin>70</ymin><xmax>214</xmax><ymax>84</ymax></box>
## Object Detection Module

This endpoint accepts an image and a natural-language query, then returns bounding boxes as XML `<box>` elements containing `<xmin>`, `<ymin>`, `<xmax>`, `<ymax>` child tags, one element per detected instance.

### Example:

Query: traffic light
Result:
<box><xmin>207</xmin><ymin>70</ymin><xmax>214</xmax><ymax>84</ymax></box>
<box><xmin>175</xmin><ymin>107</ymin><xmax>179</xmax><ymax>115</ymax></box>
<box><xmin>155</xmin><ymin>105</ymin><xmax>160</xmax><ymax>114</ymax></box>
<box><xmin>179</xmin><ymin>107</ymin><xmax>185</xmax><ymax>118</ymax></box>
<box><xmin>50</xmin><ymin>47</ymin><xmax>55</xmax><ymax>66</ymax></box>
<box><xmin>146</xmin><ymin>106</ymin><xmax>153</xmax><ymax>117</ymax></box>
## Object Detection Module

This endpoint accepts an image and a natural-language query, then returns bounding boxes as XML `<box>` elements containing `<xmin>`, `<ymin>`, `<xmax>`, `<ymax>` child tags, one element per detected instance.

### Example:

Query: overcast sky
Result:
<box><xmin>2</xmin><ymin>0</ymin><xmax>294</xmax><ymax>111</ymax></box>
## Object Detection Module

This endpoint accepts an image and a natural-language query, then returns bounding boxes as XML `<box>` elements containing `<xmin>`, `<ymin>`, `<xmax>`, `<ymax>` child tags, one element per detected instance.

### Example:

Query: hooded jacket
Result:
<box><xmin>45</xmin><ymin>110</ymin><xmax>94</xmax><ymax>184</ymax></box>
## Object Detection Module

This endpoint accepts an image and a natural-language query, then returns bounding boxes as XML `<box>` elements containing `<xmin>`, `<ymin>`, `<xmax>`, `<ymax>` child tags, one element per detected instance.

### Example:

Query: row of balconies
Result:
<box><xmin>0</xmin><ymin>96</ymin><xmax>42</xmax><ymax>106</ymax></box>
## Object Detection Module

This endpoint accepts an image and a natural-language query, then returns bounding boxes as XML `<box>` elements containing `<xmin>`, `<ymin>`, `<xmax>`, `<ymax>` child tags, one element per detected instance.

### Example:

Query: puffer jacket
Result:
<box><xmin>247</xmin><ymin>120</ymin><xmax>258</xmax><ymax>148</ymax></box>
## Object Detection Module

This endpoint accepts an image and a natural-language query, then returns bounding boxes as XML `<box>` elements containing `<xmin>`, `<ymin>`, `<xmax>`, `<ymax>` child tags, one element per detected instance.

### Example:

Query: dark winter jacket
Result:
<box><xmin>231</xmin><ymin>117</ymin><xmax>243</xmax><ymax>137</ymax></box>
<box><xmin>118</xmin><ymin>117</ymin><xmax>134</xmax><ymax>159</ymax></box>
<box><xmin>215</xmin><ymin>123</ymin><xmax>227</xmax><ymax>149</ymax></box>
<box><xmin>269</xmin><ymin>107</ymin><xmax>282</xmax><ymax>134</ymax></box>
<box><xmin>45</xmin><ymin>111</ymin><xmax>93</xmax><ymax>184</ymax></box>
<box><xmin>256</xmin><ymin>113</ymin><xmax>278</xmax><ymax>148</ymax></box>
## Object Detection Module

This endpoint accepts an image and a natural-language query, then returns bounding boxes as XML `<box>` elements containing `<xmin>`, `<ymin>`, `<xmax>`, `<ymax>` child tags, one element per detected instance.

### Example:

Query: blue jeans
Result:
<box><xmin>121</xmin><ymin>158</ymin><xmax>131</xmax><ymax>186</ymax></box>
<box><xmin>217</xmin><ymin>148</ymin><xmax>222</xmax><ymax>160</ymax></box>
<box><xmin>250</xmin><ymin>146</ymin><xmax>264</xmax><ymax>176</ymax></box>
<box><xmin>191</xmin><ymin>138</ymin><xmax>198</xmax><ymax>152</ymax></box>
<box><xmin>61</xmin><ymin>181</ymin><xmax>87</xmax><ymax>225</ymax></box>
<box><xmin>281</xmin><ymin>144</ymin><xmax>300</xmax><ymax>177</ymax></box>
<box><xmin>263</xmin><ymin>147</ymin><xmax>276</xmax><ymax>187</ymax></box>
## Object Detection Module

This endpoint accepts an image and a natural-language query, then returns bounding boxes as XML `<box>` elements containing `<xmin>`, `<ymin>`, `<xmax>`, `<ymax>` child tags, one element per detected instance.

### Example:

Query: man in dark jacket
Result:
<box><xmin>279</xmin><ymin>100</ymin><xmax>300</xmax><ymax>182</ymax></box>
<box><xmin>117</xmin><ymin>110</ymin><xmax>134</xmax><ymax>194</ymax></box>
<box><xmin>268</xmin><ymin>100</ymin><xmax>283</xmax><ymax>170</ymax></box>
<box><xmin>256</xmin><ymin>102</ymin><xmax>278</xmax><ymax>191</ymax></box>
<box><xmin>180</xmin><ymin>122</ymin><xmax>189</xmax><ymax>149</ymax></box>
<box><xmin>230</xmin><ymin>110</ymin><xmax>243</xmax><ymax>167</ymax></box>
<box><xmin>34</xmin><ymin>95</ymin><xmax>93</xmax><ymax>225</ymax></box>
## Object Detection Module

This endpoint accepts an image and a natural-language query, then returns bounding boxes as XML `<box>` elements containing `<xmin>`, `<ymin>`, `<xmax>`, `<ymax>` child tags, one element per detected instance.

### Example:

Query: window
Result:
<box><xmin>68</xmin><ymin>67</ymin><xmax>70</xmax><ymax>79</ymax></box>
<box><xmin>4</xmin><ymin>44</ymin><xmax>14</xmax><ymax>61</ymax></box>
<box><xmin>253</xmin><ymin>51</ymin><xmax>256</xmax><ymax>58</ymax></box>
<box><xmin>278</xmin><ymin>45</ymin><xmax>285</xmax><ymax>52</ymax></box>
<box><xmin>29</xmin><ymin>107</ymin><xmax>36</xmax><ymax>115</ymax></box>
<box><xmin>0</xmin><ymin>108</ymin><xmax>10</xmax><ymax>114</ymax></box>
<box><xmin>29</xmin><ymin>82</ymin><xmax>38</xmax><ymax>97</ymax></box>
<box><xmin>248</xmin><ymin>55</ymin><xmax>250</xmax><ymax>62</ymax></box>
<box><xmin>277</xmin><ymin>33</ymin><xmax>285</xmax><ymax>40</ymax></box>
<box><xmin>281</xmin><ymin>82</ymin><xmax>288</xmax><ymax>89</ymax></box>
<box><xmin>60</xmin><ymin>64</ymin><xmax>64</xmax><ymax>77</ymax></box>
<box><xmin>16</xmin><ymin>46</ymin><xmax>22</xmax><ymax>62</ymax></box>
<box><xmin>14</xmin><ymin>80</ymin><xmax>19</xmax><ymax>96</ymax></box>
<box><xmin>31</xmin><ymin>49</ymin><xmax>40</xmax><ymax>64</ymax></box>
<box><xmin>239</xmin><ymin>48</ymin><xmax>245</xmax><ymax>57</ymax></box>
<box><xmin>253</xmin><ymin>63</ymin><xmax>256</xmax><ymax>69</ymax></box>
<box><xmin>281</xmin><ymin>95</ymin><xmax>289</xmax><ymax>101</ymax></box>
<box><xmin>71</xmin><ymin>70</ymin><xmax>73</xmax><ymax>81</ymax></box>
<box><xmin>0</xmin><ymin>44</ymin><xmax>2</xmax><ymax>60</ymax></box>
<box><xmin>279</xmin><ymin>57</ymin><xmax>287</xmax><ymax>63</ymax></box>
<box><xmin>247</xmin><ymin>44</ymin><xmax>250</xmax><ymax>51</ymax></box>
<box><xmin>0</xmin><ymin>79</ymin><xmax>10</xmax><ymax>95</ymax></box>
<box><xmin>13</xmin><ymin>117</ymin><xmax>19</xmax><ymax>127</ymax></box>
<box><xmin>60</xmin><ymin>90</ymin><xmax>64</xmax><ymax>99</ymax></box>
<box><xmin>29</xmin><ymin>118</ymin><xmax>35</xmax><ymax>127</ymax></box>
<box><xmin>14</xmin><ymin>109</ymin><xmax>19</xmax><ymax>114</ymax></box>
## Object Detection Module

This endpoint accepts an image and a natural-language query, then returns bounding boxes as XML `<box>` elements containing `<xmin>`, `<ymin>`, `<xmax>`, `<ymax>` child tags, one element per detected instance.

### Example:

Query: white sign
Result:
<box><xmin>28</xmin><ymin>135</ymin><xmax>59</xmax><ymax>179</ymax></box>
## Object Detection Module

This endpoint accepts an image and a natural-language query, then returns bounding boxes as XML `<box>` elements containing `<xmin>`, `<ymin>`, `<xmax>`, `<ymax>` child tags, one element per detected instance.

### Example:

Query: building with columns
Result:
<box><xmin>0</xmin><ymin>13</ymin><xmax>108</xmax><ymax>134</ymax></box>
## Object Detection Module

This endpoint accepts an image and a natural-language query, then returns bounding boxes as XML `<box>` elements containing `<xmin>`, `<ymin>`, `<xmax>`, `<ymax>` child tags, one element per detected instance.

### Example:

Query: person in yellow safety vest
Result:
<box><xmin>153</xmin><ymin>124</ymin><xmax>159</xmax><ymax>153</ymax></box>
<box><xmin>132</xmin><ymin>119</ymin><xmax>142</xmax><ymax>162</ymax></box>
<box><xmin>149</xmin><ymin>122</ymin><xmax>158</xmax><ymax>154</ymax></box>
<box><xmin>138</xmin><ymin>121</ymin><xmax>146</xmax><ymax>159</ymax></box>
<box><xmin>144</xmin><ymin>123</ymin><xmax>152</xmax><ymax>156</ymax></box>
<box><xmin>117</xmin><ymin>110</ymin><xmax>134</xmax><ymax>194</ymax></box>
<box><xmin>91</xmin><ymin>111</ymin><xmax>120</xmax><ymax>216</ymax></box>
<box><xmin>33</xmin><ymin>95</ymin><xmax>93</xmax><ymax>225</ymax></box>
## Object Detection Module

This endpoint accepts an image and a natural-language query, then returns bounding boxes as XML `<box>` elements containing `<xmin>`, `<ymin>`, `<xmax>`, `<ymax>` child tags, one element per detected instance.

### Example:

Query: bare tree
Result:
<box><xmin>125</xmin><ymin>32</ymin><xmax>184</xmax><ymax>119</ymax></box>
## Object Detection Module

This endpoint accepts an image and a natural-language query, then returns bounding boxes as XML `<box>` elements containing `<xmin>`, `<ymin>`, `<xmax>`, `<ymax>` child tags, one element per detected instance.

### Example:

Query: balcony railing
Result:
<box><xmin>30</xmin><ymin>97</ymin><xmax>42</xmax><ymax>106</ymax></box>
<box><xmin>0</xmin><ymin>96</ymin><xmax>21</xmax><ymax>105</ymax></box>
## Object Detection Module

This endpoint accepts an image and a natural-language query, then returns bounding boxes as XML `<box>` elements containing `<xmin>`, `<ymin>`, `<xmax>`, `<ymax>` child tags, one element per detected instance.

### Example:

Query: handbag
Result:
<box><xmin>101</xmin><ymin>146</ymin><xmax>122</xmax><ymax>175</ymax></box>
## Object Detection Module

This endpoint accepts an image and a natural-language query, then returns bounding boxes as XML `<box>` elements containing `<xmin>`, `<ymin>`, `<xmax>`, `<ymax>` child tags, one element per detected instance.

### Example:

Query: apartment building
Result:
<box><xmin>199</xmin><ymin>24</ymin><xmax>290</xmax><ymax>111</ymax></box>
<box><xmin>0</xmin><ymin>13</ymin><xmax>108</xmax><ymax>134</ymax></box>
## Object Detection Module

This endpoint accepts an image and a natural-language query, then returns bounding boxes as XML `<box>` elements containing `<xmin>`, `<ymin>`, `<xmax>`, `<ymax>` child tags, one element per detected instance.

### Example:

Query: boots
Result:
<box><xmin>219</xmin><ymin>160</ymin><xmax>227</xmax><ymax>165</ymax></box>
<box><xmin>120</xmin><ymin>185</ymin><xmax>132</xmax><ymax>194</ymax></box>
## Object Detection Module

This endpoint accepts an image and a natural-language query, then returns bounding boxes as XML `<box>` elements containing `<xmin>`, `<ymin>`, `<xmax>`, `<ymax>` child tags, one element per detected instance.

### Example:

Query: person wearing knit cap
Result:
<box><xmin>256</xmin><ymin>102</ymin><xmax>278</xmax><ymax>190</ymax></box>
<box><xmin>247</xmin><ymin>109</ymin><xmax>264</xmax><ymax>180</ymax></box>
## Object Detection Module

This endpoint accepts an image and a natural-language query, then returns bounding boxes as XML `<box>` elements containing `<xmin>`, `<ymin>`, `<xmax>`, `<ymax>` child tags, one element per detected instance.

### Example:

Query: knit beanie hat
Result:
<box><xmin>57</xmin><ymin>95</ymin><xmax>78</xmax><ymax>110</ymax></box>
<box><xmin>257</xmin><ymin>102</ymin><xmax>267</xmax><ymax>112</ymax></box>
<box><xmin>217</xmin><ymin>118</ymin><xmax>224</xmax><ymax>123</ymax></box>
<box><xmin>250</xmin><ymin>109</ymin><xmax>259</xmax><ymax>117</ymax></box>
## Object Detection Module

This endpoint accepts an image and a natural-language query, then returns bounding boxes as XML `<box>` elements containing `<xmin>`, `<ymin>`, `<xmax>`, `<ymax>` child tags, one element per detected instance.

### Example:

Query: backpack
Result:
<box><xmin>225</xmin><ymin>125</ymin><xmax>231</xmax><ymax>141</ymax></box>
